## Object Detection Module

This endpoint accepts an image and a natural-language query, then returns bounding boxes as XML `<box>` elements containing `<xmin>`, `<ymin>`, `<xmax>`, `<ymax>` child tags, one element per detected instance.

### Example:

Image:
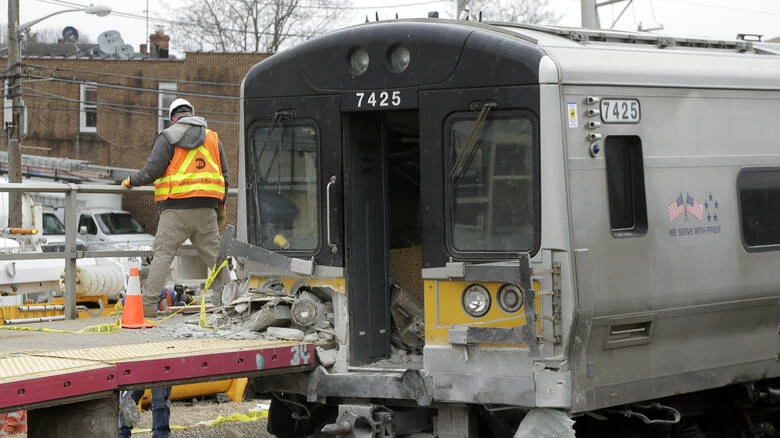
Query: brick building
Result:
<box><xmin>2</xmin><ymin>32</ymin><xmax>271</xmax><ymax>233</ymax></box>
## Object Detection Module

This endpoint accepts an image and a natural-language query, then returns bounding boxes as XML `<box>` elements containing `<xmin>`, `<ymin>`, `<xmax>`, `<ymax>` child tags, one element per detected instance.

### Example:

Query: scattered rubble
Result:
<box><xmin>152</xmin><ymin>274</ymin><xmax>424</xmax><ymax>371</ymax></box>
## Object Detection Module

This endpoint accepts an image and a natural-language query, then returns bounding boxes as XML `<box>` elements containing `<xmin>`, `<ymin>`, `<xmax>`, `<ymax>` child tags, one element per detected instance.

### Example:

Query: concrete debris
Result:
<box><xmin>204</xmin><ymin>279</ymin><xmax>339</xmax><ymax>346</ymax></box>
<box><xmin>152</xmin><ymin>277</ymin><xmax>423</xmax><ymax>372</ymax></box>
<box><xmin>247</xmin><ymin>303</ymin><xmax>291</xmax><ymax>332</ymax></box>
<box><xmin>266</xmin><ymin>327</ymin><xmax>305</xmax><ymax>341</ymax></box>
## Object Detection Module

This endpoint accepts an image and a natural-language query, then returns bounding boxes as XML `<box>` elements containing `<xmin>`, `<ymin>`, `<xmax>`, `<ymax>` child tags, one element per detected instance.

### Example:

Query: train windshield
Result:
<box><xmin>447</xmin><ymin>112</ymin><xmax>536</xmax><ymax>253</ymax></box>
<box><xmin>249</xmin><ymin>123</ymin><xmax>319</xmax><ymax>251</ymax></box>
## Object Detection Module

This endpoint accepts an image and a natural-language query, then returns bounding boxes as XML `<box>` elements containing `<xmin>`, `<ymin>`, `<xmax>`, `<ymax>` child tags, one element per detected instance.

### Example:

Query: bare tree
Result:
<box><xmin>167</xmin><ymin>0</ymin><xmax>351</xmax><ymax>53</ymax></box>
<box><xmin>457</xmin><ymin>0</ymin><xmax>561</xmax><ymax>24</ymax></box>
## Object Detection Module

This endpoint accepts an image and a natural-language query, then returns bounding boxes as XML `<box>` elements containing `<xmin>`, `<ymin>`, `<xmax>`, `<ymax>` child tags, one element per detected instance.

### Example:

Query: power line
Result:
<box><xmin>655</xmin><ymin>0</ymin><xmax>780</xmax><ymax>16</ymax></box>
<box><xmin>21</xmin><ymin>86</ymin><xmax>239</xmax><ymax>122</ymax></box>
<box><xmin>23</xmin><ymin>62</ymin><xmax>245</xmax><ymax>87</ymax></box>
<box><xmin>38</xmin><ymin>0</ymin><xmax>446</xmax><ymax>13</ymax></box>
<box><xmin>22</xmin><ymin>71</ymin><xmax>242</xmax><ymax>102</ymax></box>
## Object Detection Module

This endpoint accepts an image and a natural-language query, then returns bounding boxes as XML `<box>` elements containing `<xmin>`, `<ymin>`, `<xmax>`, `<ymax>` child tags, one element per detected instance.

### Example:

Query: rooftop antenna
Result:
<box><xmin>376</xmin><ymin>11</ymin><xmax>379</xmax><ymax>21</ymax></box>
<box><xmin>145</xmin><ymin>0</ymin><xmax>149</xmax><ymax>58</ymax></box>
<box><xmin>395</xmin><ymin>13</ymin><xmax>398</xmax><ymax>19</ymax></box>
<box><xmin>62</xmin><ymin>26</ymin><xmax>79</xmax><ymax>43</ymax></box>
<box><xmin>116</xmin><ymin>44</ymin><xmax>134</xmax><ymax>59</ymax></box>
<box><xmin>97</xmin><ymin>30</ymin><xmax>133</xmax><ymax>58</ymax></box>
<box><xmin>478</xmin><ymin>11</ymin><xmax>482</xmax><ymax>22</ymax></box>
<box><xmin>365</xmin><ymin>15</ymin><xmax>369</xmax><ymax>23</ymax></box>
<box><xmin>98</xmin><ymin>30</ymin><xmax>123</xmax><ymax>56</ymax></box>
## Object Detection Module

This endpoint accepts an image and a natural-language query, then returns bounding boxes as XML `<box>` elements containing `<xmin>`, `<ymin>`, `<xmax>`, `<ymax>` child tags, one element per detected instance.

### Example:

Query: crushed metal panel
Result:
<box><xmin>534</xmin><ymin>365</ymin><xmax>571</xmax><ymax>408</ymax></box>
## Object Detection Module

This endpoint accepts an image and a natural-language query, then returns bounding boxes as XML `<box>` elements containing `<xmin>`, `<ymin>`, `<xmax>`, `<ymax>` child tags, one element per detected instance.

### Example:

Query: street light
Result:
<box><xmin>17</xmin><ymin>4</ymin><xmax>112</xmax><ymax>33</ymax></box>
<box><xmin>5</xmin><ymin>2</ymin><xmax>111</xmax><ymax>227</ymax></box>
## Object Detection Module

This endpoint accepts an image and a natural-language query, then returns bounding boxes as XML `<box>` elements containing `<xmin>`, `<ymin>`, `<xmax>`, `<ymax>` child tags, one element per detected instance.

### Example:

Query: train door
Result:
<box><xmin>344</xmin><ymin>110</ymin><xmax>421</xmax><ymax>364</ymax></box>
<box><xmin>243</xmin><ymin>95</ymin><xmax>343</xmax><ymax>269</ymax></box>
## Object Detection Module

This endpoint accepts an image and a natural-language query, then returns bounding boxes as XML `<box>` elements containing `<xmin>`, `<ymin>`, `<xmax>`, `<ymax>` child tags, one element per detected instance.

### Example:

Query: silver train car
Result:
<box><xmin>237</xmin><ymin>18</ymin><xmax>780</xmax><ymax>437</ymax></box>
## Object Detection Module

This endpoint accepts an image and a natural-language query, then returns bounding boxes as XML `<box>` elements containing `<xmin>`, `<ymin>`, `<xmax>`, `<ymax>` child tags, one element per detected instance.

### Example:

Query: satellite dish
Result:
<box><xmin>97</xmin><ymin>30</ymin><xmax>124</xmax><ymax>55</ymax></box>
<box><xmin>116</xmin><ymin>44</ymin><xmax>134</xmax><ymax>59</ymax></box>
<box><xmin>62</xmin><ymin>26</ymin><xmax>79</xmax><ymax>43</ymax></box>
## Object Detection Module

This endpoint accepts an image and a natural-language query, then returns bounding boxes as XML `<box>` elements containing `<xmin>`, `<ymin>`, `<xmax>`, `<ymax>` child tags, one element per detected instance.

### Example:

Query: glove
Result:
<box><xmin>217</xmin><ymin>203</ymin><xmax>227</xmax><ymax>229</ymax></box>
<box><xmin>121</xmin><ymin>177</ymin><xmax>132</xmax><ymax>188</ymax></box>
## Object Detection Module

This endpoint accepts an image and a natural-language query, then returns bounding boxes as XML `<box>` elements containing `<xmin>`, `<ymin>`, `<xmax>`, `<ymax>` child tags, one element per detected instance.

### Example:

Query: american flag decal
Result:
<box><xmin>667</xmin><ymin>194</ymin><xmax>685</xmax><ymax>221</ymax></box>
<box><xmin>668</xmin><ymin>192</ymin><xmax>706</xmax><ymax>222</ymax></box>
<box><xmin>686</xmin><ymin>194</ymin><xmax>704</xmax><ymax>220</ymax></box>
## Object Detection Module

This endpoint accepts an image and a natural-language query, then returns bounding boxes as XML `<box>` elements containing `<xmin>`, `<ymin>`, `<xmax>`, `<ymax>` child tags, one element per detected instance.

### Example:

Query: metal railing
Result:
<box><xmin>0</xmin><ymin>182</ymin><xmax>154</xmax><ymax>319</ymax></box>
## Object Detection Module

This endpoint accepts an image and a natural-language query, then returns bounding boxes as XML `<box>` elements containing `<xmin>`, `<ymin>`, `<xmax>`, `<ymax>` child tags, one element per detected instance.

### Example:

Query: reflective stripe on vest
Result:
<box><xmin>154</xmin><ymin>129</ymin><xmax>225</xmax><ymax>202</ymax></box>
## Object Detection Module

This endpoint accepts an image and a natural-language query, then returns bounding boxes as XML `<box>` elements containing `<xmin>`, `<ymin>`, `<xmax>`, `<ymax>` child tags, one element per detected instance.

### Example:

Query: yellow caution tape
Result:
<box><xmin>110</xmin><ymin>300</ymin><xmax>123</xmax><ymax>316</ymax></box>
<box><xmin>77</xmin><ymin>319</ymin><xmax>122</xmax><ymax>334</ymax></box>
<box><xmin>0</xmin><ymin>319</ymin><xmax>121</xmax><ymax>334</ymax></box>
<box><xmin>197</xmin><ymin>258</ymin><xmax>228</xmax><ymax>329</ymax></box>
<box><xmin>131</xmin><ymin>407</ymin><xmax>268</xmax><ymax>433</ymax></box>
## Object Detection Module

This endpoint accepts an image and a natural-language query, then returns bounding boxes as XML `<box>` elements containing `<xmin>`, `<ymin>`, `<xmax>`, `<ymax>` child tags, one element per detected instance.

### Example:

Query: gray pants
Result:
<box><xmin>142</xmin><ymin>208</ymin><xmax>219</xmax><ymax>313</ymax></box>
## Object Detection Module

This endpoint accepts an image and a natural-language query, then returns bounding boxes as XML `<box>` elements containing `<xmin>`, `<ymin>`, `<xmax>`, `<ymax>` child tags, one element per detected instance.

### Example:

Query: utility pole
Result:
<box><xmin>456</xmin><ymin>0</ymin><xmax>468</xmax><ymax>20</ymax></box>
<box><xmin>582</xmin><ymin>0</ymin><xmax>638</xmax><ymax>30</ymax></box>
<box><xmin>6</xmin><ymin>0</ymin><xmax>22</xmax><ymax>228</ymax></box>
<box><xmin>581</xmin><ymin>0</ymin><xmax>601</xmax><ymax>29</ymax></box>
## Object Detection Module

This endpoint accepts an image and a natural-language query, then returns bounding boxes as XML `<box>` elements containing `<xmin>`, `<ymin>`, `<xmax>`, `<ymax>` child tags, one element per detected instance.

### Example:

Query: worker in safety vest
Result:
<box><xmin>121</xmin><ymin>97</ymin><xmax>229</xmax><ymax>317</ymax></box>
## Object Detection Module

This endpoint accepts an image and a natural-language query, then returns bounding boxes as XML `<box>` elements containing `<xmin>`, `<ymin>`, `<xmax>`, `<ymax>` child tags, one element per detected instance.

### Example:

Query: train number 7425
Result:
<box><xmin>356</xmin><ymin>91</ymin><xmax>401</xmax><ymax>108</ymax></box>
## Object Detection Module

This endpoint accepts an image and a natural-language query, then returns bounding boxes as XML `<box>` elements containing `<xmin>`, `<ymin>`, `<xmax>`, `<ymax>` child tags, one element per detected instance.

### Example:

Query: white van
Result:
<box><xmin>60</xmin><ymin>209</ymin><xmax>154</xmax><ymax>250</ymax></box>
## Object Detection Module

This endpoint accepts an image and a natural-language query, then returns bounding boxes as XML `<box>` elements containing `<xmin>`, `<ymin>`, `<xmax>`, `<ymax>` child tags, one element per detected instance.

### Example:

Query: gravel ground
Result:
<box><xmin>139</xmin><ymin>398</ymin><xmax>276</xmax><ymax>437</ymax></box>
<box><xmin>8</xmin><ymin>398</ymin><xmax>276</xmax><ymax>438</ymax></box>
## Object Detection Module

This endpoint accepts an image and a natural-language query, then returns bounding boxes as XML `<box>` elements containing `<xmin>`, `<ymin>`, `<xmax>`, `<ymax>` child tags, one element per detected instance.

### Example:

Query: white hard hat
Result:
<box><xmin>168</xmin><ymin>98</ymin><xmax>194</xmax><ymax>121</ymax></box>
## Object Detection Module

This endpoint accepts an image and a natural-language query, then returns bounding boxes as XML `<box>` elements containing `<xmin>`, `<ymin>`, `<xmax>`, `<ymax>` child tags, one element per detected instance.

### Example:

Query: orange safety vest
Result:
<box><xmin>154</xmin><ymin>129</ymin><xmax>226</xmax><ymax>202</ymax></box>
<box><xmin>0</xmin><ymin>410</ymin><xmax>27</xmax><ymax>435</ymax></box>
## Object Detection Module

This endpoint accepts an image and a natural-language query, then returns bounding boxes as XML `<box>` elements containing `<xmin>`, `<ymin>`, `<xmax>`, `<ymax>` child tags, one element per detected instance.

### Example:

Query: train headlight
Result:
<box><xmin>462</xmin><ymin>284</ymin><xmax>491</xmax><ymax>318</ymax></box>
<box><xmin>348</xmin><ymin>47</ymin><xmax>370</xmax><ymax>76</ymax></box>
<box><xmin>387</xmin><ymin>44</ymin><xmax>410</xmax><ymax>73</ymax></box>
<box><xmin>497</xmin><ymin>284</ymin><xmax>523</xmax><ymax>313</ymax></box>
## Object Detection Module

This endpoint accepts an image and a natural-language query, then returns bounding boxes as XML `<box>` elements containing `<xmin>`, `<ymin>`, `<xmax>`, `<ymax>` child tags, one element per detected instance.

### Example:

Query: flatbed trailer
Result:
<box><xmin>0</xmin><ymin>316</ymin><xmax>314</xmax><ymax>436</ymax></box>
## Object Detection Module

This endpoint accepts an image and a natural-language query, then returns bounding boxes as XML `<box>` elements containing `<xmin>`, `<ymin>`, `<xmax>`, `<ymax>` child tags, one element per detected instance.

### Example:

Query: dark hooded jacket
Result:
<box><xmin>128</xmin><ymin>115</ymin><xmax>229</xmax><ymax>211</ymax></box>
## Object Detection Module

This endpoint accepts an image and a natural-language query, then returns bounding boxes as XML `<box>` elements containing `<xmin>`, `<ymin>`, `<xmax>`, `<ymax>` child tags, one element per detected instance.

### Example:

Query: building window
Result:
<box><xmin>738</xmin><ymin>168</ymin><xmax>780</xmax><ymax>251</ymax></box>
<box><xmin>605</xmin><ymin>135</ymin><xmax>648</xmax><ymax>237</ymax></box>
<box><xmin>79</xmin><ymin>82</ymin><xmax>97</xmax><ymax>133</ymax></box>
<box><xmin>158</xmin><ymin>82</ymin><xmax>177</xmax><ymax>132</ymax></box>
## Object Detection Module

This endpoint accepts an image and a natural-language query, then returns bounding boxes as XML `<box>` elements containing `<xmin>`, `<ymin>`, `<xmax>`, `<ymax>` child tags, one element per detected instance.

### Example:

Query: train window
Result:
<box><xmin>605</xmin><ymin>136</ymin><xmax>648</xmax><ymax>237</ymax></box>
<box><xmin>248</xmin><ymin>122</ymin><xmax>319</xmax><ymax>251</ymax></box>
<box><xmin>738</xmin><ymin>168</ymin><xmax>780</xmax><ymax>250</ymax></box>
<box><xmin>446</xmin><ymin>111</ymin><xmax>537</xmax><ymax>254</ymax></box>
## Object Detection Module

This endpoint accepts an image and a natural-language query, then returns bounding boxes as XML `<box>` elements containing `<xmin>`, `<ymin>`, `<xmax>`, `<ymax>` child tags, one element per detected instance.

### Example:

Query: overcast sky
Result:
<box><xmin>6</xmin><ymin>0</ymin><xmax>780</xmax><ymax>56</ymax></box>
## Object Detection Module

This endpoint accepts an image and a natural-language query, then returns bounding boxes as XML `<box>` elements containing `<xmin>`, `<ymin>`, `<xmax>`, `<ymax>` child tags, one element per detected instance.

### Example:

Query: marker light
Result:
<box><xmin>348</xmin><ymin>47</ymin><xmax>370</xmax><ymax>76</ymax></box>
<box><xmin>388</xmin><ymin>44</ymin><xmax>411</xmax><ymax>73</ymax></box>
<box><xmin>462</xmin><ymin>284</ymin><xmax>491</xmax><ymax>318</ymax></box>
<box><xmin>497</xmin><ymin>284</ymin><xmax>524</xmax><ymax>313</ymax></box>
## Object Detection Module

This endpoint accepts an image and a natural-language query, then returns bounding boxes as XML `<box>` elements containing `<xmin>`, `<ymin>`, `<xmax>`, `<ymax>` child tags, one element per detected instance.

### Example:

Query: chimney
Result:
<box><xmin>140</xmin><ymin>44</ymin><xmax>148</xmax><ymax>56</ymax></box>
<box><xmin>149</xmin><ymin>30</ymin><xmax>170</xmax><ymax>59</ymax></box>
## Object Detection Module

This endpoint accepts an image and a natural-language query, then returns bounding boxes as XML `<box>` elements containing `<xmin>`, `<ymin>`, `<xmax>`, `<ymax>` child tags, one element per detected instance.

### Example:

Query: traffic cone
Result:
<box><xmin>122</xmin><ymin>267</ymin><xmax>155</xmax><ymax>328</ymax></box>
